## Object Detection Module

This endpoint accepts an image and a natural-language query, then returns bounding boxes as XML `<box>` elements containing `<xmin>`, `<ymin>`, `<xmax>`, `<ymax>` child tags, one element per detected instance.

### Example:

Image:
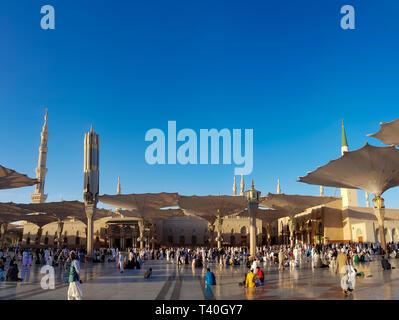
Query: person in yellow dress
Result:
<box><xmin>245</xmin><ymin>269</ymin><xmax>256</xmax><ymax>288</ymax></box>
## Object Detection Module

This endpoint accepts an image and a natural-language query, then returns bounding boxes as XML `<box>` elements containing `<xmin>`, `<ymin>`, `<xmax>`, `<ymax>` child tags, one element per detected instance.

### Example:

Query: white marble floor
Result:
<box><xmin>1</xmin><ymin>257</ymin><xmax>398</xmax><ymax>300</ymax></box>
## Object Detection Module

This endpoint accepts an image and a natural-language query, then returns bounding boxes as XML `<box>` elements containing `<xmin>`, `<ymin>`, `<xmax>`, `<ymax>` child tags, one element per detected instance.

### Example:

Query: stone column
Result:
<box><xmin>208</xmin><ymin>223</ymin><xmax>215</xmax><ymax>247</ymax></box>
<box><xmin>289</xmin><ymin>217</ymin><xmax>296</xmax><ymax>247</ymax></box>
<box><xmin>120</xmin><ymin>227</ymin><xmax>125</xmax><ymax>251</ymax></box>
<box><xmin>0</xmin><ymin>223</ymin><xmax>8</xmax><ymax>248</ymax></box>
<box><xmin>373</xmin><ymin>196</ymin><xmax>386</xmax><ymax>251</ymax></box>
<box><xmin>56</xmin><ymin>221</ymin><xmax>64</xmax><ymax>248</ymax></box>
<box><xmin>85</xmin><ymin>204</ymin><xmax>96</xmax><ymax>258</ymax></box>
<box><xmin>138</xmin><ymin>220</ymin><xmax>145</xmax><ymax>249</ymax></box>
<box><xmin>36</xmin><ymin>227</ymin><xmax>43</xmax><ymax>246</ymax></box>
<box><xmin>248</xmin><ymin>202</ymin><xmax>258</xmax><ymax>256</ymax></box>
<box><xmin>150</xmin><ymin>223</ymin><xmax>156</xmax><ymax>250</ymax></box>
<box><xmin>215</xmin><ymin>215</ymin><xmax>223</xmax><ymax>249</ymax></box>
<box><xmin>266</xmin><ymin>223</ymin><xmax>272</xmax><ymax>246</ymax></box>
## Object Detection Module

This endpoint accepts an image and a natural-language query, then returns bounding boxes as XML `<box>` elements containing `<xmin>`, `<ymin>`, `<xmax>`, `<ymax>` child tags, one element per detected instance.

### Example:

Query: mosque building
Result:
<box><xmin>20</xmin><ymin>113</ymin><xmax>399</xmax><ymax>249</ymax></box>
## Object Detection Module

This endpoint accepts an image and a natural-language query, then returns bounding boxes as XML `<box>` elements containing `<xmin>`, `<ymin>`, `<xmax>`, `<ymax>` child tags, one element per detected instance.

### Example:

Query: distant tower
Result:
<box><xmin>340</xmin><ymin>120</ymin><xmax>358</xmax><ymax>207</ymax></box>
<box><xmin>232</xmin><ymin>176</ymin><xmax>237</xmax><ymax>196</ymax></box>
<box><xmin>117</xmin><ymin>175</ymin><xmax>121</xmax><ymax>195</ymax></box>
<box><xmin>240</xmin><ymin>174</ymin><xmax>245</xmax><ymax>196</ymax></box>
<box><xmin>365</xmin><ymin>191</ymin><xmax>370</xmax><ymax>208</ymax></box>
<box><xmin>83</xmin><ymin>125</ymin><xmax>100</xmax><ymax>205</ymax></box>
<box><xmin>116</xmin><ymin>176</ymin><xmax>123</xmax><ymax>216</ymax></box>
<box><xmin>277</xmin><ymin>177</ymin><xmax>281</xmax><ymax>194</ymax></box>
<box><xmin>31</xmin><ymin>109</ymin><xmax>49</xmax><ymax>203</ymax></box>
<box><xmin>320</xmin><ymin>186</ymin><xmax>324</xmax><ymax>196</ymax></box>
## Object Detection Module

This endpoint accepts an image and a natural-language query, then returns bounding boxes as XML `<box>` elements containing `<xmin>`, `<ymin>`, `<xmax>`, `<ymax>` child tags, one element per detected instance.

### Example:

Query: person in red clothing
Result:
<box><xmin>255</xmin><ymin>266</ymin><xmax>264</xmax><ymax>286</ymax></box>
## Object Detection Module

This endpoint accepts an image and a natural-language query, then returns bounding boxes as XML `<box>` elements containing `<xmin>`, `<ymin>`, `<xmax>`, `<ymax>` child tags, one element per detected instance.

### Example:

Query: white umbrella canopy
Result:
<box><xmin>99</xmin><ymin>192</ymin><xmax>179</xmax><ymax>211</ymax></box>
<box><xmin>368</xmin><ymin>118</ymin><xmax>399</xmax><ymax>146</ymax></box>
<box><xmin>260</xmin><ymin>193</ymin><xmax>338</xmax><ymax>217</ymax></box>
<box><xmin>14</xmin><ymin>201</ymin><xmax>114</xmax><ymax>223</ymax></box>
<box><xmin>298</xmin><ymin>143</ymin><xmax>399</xmax><ymax>197</ymax></box>
<box><xmin>177</xmin><ymin>195</ymin><xmax>247</xmax><ymax>224</ymax></box>
<box><xmin>0</xmin><ymin>202</ymin><xmax>33</xmax><ymax>223</ymax></box>
<box><xmin>0</xmin><ymin>165</ymin><xmax>38</xmax><ymax>190</ymax></box>
<box><xmin>238</xmin><ymin>208</ymin><xmax>288</xmax><ymax>223</ymax></box>
<box><xmin>20</xmin><ymin>213</ymin><xmax>60</xmax><ymax>228</ymax></box>
<box><xmin>117</xmin><ymin>208</ymin><xmax>184</xmax><ymax>225</ymax></box>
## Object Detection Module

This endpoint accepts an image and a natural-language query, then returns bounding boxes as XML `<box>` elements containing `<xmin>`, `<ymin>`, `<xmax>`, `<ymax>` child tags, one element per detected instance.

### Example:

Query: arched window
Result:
<box><xmin>231</xmin><ymin>228</ymin><xmax>235</xmax><ymax>234</ymax></box>
<box><xmin>44</xmin><ymin>231</ymin><xmax>49</xmax><ymax>245</ymax></box>
<box><xmin>241</xmin><ymin>226</ymin><xmax>246</xmax><ymax>235</ymax></box>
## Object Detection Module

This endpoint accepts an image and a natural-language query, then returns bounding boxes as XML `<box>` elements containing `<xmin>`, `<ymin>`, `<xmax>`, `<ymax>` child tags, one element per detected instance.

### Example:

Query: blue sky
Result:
<box><xmin>1</xmin><ymin>0</ymin><xmax>399</xmax><ymax>208</ymax></box>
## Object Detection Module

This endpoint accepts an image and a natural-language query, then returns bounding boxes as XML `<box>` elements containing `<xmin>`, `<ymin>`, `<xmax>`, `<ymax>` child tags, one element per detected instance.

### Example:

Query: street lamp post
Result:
<box><xmin>244</xmin><ymin>180</ymin><xmax>261</xmax><ymax>257</ymax></box>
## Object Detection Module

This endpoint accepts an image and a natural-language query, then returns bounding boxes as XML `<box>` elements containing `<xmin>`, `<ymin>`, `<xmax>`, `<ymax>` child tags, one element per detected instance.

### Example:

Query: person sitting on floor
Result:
<box><xmin>144</xmin><ymin>268</ymin><xmax>152</xmax><ymax>279</ymax></box>
<box><xmin>244</xmin><ymin>269</ymin><xmax>256</xmax><ymax>288</ymax></box>
<box><xmin>255</xmin><ymin>266</ymin><xmax>264</xmax><ymax>286</ymax></box>
<box><xmin>6</xmin><ymin>262</ymin><xmax>21</xmax><ymax>281</ymax></box>
<box><xmin>205</xmin><ymin>268</ymin><xmax>216</xmax><ymax>285</ymax></box>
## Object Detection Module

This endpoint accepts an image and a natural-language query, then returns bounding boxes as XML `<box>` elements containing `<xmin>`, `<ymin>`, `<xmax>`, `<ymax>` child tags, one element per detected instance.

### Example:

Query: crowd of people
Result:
<box><xmin>0</xmin><ymin>241</ymin><xmax>398</xmax><ymax>298</ymax></box>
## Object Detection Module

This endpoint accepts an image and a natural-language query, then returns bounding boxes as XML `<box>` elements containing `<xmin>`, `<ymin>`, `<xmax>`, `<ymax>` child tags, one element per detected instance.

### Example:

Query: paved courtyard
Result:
<box><xmin>1</xmin><ymin>258</ymin><xmax>399</xmax><ymax>300</ymax></box>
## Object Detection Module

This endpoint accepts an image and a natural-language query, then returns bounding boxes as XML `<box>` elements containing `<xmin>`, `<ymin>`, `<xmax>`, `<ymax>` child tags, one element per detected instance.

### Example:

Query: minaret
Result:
<box><xmin>240</xmin><ymin>174</ymin><xmax>245</xmax><ymax>196</ymax></box>
<box><xmin>320</xmin><ymin>186</ymin><xmax>324</xmax><ymax>196</ymax></box>
<box><xmin>365</xmin><ymin>191</ymin><xmax>370</xmax><ymax>208</ymax></box>
<box><xmin>31</xmin><ymin>109</ymin><xmax>49</xmax><ymax>203</ymax></box>
<box><xmin>116</xmin><ymin>176</ymin><xmax>123</xmax><ymax>216</ymax></box>
<box><xmin>232</xmin><ymin>176</ymin><xmax>237</xmax><ymax>196</ymax></box>
<box><xmin>277</xmin><ymin>177</ymin><xmax>281</xmax><ymax>194</ymax></box>
<box><xmin>117</xmin><ymin>175</ymin><xmax>121</xmax><ymax>195</ymax></box>
<box><xmin>340</xmin><ymin>120</ymin><xmax>358</xmax><ymax>207</ymax></box>
<box><xmin>83</xmin><ymin>124</ymin><xmax>100</xmax><ymax>258</ymax></box>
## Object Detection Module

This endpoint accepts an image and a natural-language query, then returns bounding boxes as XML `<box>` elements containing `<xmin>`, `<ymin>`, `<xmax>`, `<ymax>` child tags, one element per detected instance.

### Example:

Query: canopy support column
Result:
<box><xmin>0</xmin><ymin>223</ymin><xmax>8</xmax><ymax>248</ymax></box>
<box><xmin>289</xmin><ymin>217</ymin><xmax>296</xmax><ymax>248</ymax></box>
<box><xmin>85</xmin><ymin>204</ymin><xmax>96</xmax><ymax>258</ymax></box>
<box><xmin>373</xmin><ymin>196</ymin><xmax>387</xmax><ymax>251</ymax></box>
<box><xmin>36</xmin><ymin>226</ymin><xmax>43</xmax><ymax>246</ymax></box>
<box><xmin>208</xmin><ymin>223</ymin><xmax>215</xmax><ymax>248</ymax></box>
<box><xmin>56</xmin><ymin>221</ymin><xmax>64</xmax><ymax>248</ymax></box>
<box><xmin>138</xmin><ymin>220</ymin><xmax>145</xmax><ymax>249</ymax></box>
<box><xmin>150</xmin><ymin>223</ymin><xmax>156</xmax><ymax>250</ymax></box>
<box><xmin>215</xmin><ymin>214</ymin><xmax>223</xmax><ymax>249</ymax></box>
<box><xmin>266</xmin><ymin>223</ymin><xmax>272</xmax><ymax>246</ymax></box>
<box><xmin>248</xmin><ymin>202</ymin><xmax>257</xmax><ymax>256</ymax></box>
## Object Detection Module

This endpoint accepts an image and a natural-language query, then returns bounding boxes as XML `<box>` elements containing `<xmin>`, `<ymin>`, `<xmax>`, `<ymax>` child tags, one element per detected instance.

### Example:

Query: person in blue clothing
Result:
<box><xmin>205</xmin><ymin>268</ymin><xmax>216</xmax><ymax>285</ymax></box>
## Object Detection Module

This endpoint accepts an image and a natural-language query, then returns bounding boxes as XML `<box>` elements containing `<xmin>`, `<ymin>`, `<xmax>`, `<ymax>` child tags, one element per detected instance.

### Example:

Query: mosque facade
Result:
<box><xmin>18</xmin><ymin>114</ymin><xmax>399</xmax><ymax>249</ymax></box>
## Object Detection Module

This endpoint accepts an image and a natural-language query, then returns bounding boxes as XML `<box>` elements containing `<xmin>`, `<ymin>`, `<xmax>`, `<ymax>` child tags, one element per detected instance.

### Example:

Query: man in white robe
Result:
<box><xmin>118</xmin><ymin>253</ymin><xmax>124</xmax><ymax>273</ymax></box>
<box><xmin>21</xmin><ymin>251</ymin><xmax>32</xmax><ymax>282</ymax></box>
<box><xmin>67</xmin><ymin>252</ymin><xmax>83</xmax><ymax>300</ymax></box>
<box><xmin>340</xmin><ymin>265</ymin><xmax>356</xmax><ymax>294</ymax></box>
